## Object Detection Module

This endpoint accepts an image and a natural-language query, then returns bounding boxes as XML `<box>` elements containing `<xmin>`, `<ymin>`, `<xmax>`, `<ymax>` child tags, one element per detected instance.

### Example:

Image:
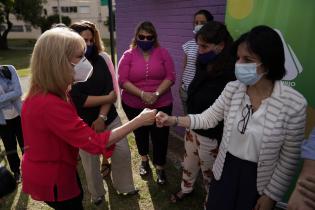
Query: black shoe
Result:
<box><xmin>118</xmin><ymin>188</ymin><xmax>139</xmax><ymax>196</ymax></box>
<box><xmin>156</xmin><ymin>169</ymin><xmax>166</xmax><ymax>185</ymax></box>
<box><xmin>14</xmin><ymin>172</ymin><xmax>21</xmax><ymax>183</ymax></box>
<box><xmin>91</xmin><ymin>195</ymin><xmax>104</xmax><ymax>206</ymax></box>
<box><xmin>139</xmin><ymin>161</ymin><xmax>150</xmax><ymax>176</ymax></box>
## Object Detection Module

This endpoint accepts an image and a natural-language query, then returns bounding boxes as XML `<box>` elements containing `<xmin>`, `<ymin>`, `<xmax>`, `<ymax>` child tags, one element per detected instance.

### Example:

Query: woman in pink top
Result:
<box><xmin>118</xmin><ymin>21</ymin><xmax>175</xmax><ymax>185</ymax></box>
<box><xmin>21</xmin><ymin>27</ymin><xmax>156</xmax><ymax>210</ymax></box>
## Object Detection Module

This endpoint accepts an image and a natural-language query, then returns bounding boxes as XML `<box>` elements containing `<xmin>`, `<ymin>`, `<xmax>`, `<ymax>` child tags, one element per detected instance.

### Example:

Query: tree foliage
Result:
<box><xmin>0</xmin><ymin>0</ymin><xmax>44</xmax><ymax>49</ymax></box>
<box><xmin>40</xmin><ymin>14</ymin><xmax>71</xmax><ymax>33</ymax></box>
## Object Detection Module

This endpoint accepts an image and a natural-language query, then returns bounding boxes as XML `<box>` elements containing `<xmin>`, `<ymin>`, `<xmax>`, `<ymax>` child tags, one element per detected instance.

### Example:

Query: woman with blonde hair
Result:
<box><xmin>69</xmin><ymin>20</ymin><xmax>138</xmax><ymax>205</ymax></box>
<box><xmin>21</xmin><ymin>27</ymin><xmax>156</xmax><ymax>209</ymax></box>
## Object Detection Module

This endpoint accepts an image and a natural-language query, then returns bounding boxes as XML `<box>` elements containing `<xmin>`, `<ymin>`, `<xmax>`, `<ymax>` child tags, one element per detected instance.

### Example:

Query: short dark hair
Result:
<box><xmin>235</xmin><ymin>25</ymin><xmax>286</xmax><ymax>81</ymax></box>
<box><xmin>194</xmin><ymin>10</ymin><xmax>214</xmax><ymax>22</ymax></box>
<box><xmin>130</xmin><ymin>21</ymin><xmax>159</xmax><ymax>49</ymax></box>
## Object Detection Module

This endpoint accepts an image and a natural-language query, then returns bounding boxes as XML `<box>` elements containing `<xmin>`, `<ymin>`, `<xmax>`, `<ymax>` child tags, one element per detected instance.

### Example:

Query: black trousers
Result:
<box><xmin>0</xmin><ymin>116</ymin><xmax>24</xmax><ymax>174</ymax></box>
<box><xmin>122</xmin><ymin>102</ymin><xmax>172</xmax><ymax>166</ymax></box>
<box><xmin>45</xmin><ymin>173</ymin><xmax>84</xmax><ymax>210</ymax></box>
<box><xmin>206</xmin><ymin>152</ymin><xmax>260</xmax><ymax>210</ymax></box>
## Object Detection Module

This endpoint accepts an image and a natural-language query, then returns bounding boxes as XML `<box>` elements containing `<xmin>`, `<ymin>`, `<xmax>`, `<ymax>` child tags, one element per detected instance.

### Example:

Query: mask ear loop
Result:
<box><xmin>256</xmin><ymin>63</ymin><xmax>268</xmax><ymax>77</ymax></box>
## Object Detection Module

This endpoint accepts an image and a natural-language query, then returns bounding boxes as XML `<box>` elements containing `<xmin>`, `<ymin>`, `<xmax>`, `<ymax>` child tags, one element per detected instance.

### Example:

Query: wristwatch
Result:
<box><xmin>154</xmin><ymin>91</ymin><xmax>160</xmax><ymax>97</ymax></box>
<box><xmin>99</xmin><ymin>114</ymin><xmax>108</xmax><ymax>122</ymax></box>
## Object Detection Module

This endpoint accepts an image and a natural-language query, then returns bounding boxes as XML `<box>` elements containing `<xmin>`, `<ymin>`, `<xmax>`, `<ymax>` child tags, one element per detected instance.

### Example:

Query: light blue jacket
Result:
<box><xmin>0</xmin><ymin>65</ymin><xmax>22</xmax><ymax>125</ymax></box>
<box><xmin>301</xmin><ymin>127</ymin><xmax>315</xmax><ymax>160</ymax></box>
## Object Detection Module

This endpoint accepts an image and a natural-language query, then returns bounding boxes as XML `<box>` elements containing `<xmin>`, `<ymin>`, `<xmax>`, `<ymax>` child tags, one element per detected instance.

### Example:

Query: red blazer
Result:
<box><xmin>21</xmin><ymin>93</ymin><xmax>113</xmax><ymax>202</ymax></box>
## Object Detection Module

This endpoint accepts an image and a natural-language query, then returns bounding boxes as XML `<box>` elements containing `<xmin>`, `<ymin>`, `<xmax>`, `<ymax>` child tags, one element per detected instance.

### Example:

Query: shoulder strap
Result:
<box><xmin>0</xmin><ymin>65</ymin><xmax>12</xmax><ymax>80</ymax></box>
<box><xmin>99</xmin><ymin>52</ymin><xmax>120</xmax><ymax>96</ymax></box>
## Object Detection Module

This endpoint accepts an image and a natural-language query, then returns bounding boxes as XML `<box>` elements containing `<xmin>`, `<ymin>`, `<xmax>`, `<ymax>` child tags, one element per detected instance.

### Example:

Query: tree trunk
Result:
<box><xmin>0</xmin><ymin>36</ymin><xmax>9</xmax><ymax>50</ymax></box>
<box><xmin>0</xmin><ymin>8</ymin><xmax>13</xmax><ymax>50</ymax></box>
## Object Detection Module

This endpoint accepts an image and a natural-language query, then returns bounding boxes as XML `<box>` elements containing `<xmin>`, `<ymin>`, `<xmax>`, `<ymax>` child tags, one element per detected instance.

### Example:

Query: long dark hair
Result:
<box><xmin>194</xmin><ymin>9</ymin><xmax>213</xmax><ymax>23</ymax></box>
<box><xmin>70</xmin><ymin>20</ymin><xmax>105</xmax><ymax>61</ymax></box>
<box><xmin>196</xmin><ymin>21</ymin><xmax>235</xmax><ymax>79</ymax></box>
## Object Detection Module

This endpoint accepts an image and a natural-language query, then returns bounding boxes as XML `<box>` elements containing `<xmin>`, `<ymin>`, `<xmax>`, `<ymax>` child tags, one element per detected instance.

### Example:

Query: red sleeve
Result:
<box><xmin>44</xmin><ymin>97</ymin><xmax>114</xmax><ymax>157</ymax></box>
<box><xmin>118</xmin><ymin>50</ymin><xmax>132</xmax><ymax>87</ymax></box>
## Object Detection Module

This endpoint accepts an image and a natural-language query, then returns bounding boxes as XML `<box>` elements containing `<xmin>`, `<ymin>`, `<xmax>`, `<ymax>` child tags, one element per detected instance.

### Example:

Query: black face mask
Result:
<box><xmin>0</xmin><ymin>66</ymin><xmax>12</xmax><ymax>80</ymax></box>
<box><xmin>197</xmin><ymin>51</ymin><xmax>218</xmax><ymax>65</ymax></box>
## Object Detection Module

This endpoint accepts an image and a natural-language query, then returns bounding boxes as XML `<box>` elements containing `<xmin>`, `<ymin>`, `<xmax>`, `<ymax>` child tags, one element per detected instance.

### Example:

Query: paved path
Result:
<box><xmin>20</xmin><ymin>76</ymin><xmax>30</xmax><ymax>94</ymax></box>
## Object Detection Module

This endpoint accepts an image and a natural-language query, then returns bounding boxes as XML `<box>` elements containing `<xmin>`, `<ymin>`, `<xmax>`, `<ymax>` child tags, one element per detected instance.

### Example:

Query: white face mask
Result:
<box><xmin>71</xmin><ymin>57</ymin><xmax>93</xmax><ymax>83</ymax></box>
<box><xmin>193</xmin><ymin>24</ymin><xmax>204</xmax><ymax>34</ymax></box>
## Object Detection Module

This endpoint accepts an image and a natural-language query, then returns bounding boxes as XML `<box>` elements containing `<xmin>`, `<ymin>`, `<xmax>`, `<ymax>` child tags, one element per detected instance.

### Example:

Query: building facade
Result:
<box><xmin>7</xmin><ymin>0</ymin><xmax>112</xmax><ymax>39</ymax></box>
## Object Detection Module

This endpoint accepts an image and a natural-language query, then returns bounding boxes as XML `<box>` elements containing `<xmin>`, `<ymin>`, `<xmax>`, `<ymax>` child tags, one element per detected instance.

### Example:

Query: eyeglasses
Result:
<box><xmin>237</xmin><ymin>104</ymin><xmax>253</xmax><ymax>134</ymax></box>
<box><xmin>137</xmin><ymin>34</ymin><xmax>154</xmax><ymax>41</ymax></box>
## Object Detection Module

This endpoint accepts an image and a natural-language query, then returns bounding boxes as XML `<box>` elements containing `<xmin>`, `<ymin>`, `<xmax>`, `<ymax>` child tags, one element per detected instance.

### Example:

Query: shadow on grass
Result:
<box><xmin>15</xmin><ymin>191</ymin><xmax>29</xmax><ymax>210</ymax></box>
<box><xmin>144</xmin><ymin>160</ymin><xmax>205</xmax><ymax>210</ymax></box>
<box><xmin>106</xmin><ymin>178</ymin><xmax>141</xmax><ymax>210</ymax></box>
<box><xmin>0</xmin><ymin>187</ymin><xmax>17</xmax><ymax>210</ymax></box>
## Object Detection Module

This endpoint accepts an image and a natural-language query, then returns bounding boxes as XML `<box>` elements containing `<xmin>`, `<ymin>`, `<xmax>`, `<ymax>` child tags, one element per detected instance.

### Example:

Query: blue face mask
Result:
<box><xmin>235</xmin><ymin>63</ymin><xmax>264</xmax><ymax>85</ymax></box>
<box><xmin>197</xmin><ymin>51</ymin><xmax>217</xmax><ymax>65</ymax></box>
<box><xmin>85</xmin><ymin>44</ymin><xmax>94</xmax><ymax>58</ymax></box>
<box><xmin>137</xmin><ymin>40</ymin><xmax>154</xmax><ymax>51</ymax></box>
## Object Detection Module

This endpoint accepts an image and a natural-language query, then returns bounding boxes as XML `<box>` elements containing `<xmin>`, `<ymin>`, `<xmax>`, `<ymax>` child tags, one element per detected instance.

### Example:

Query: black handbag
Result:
<box><xmin>0</xmin><ymin>165</ymin><xmax>16</xmax><ymax>198</ymax></box>
<box><xmin>0</xmin><ymin>65</ymin><xmax>12</xmax><ymax>80</ymax></box>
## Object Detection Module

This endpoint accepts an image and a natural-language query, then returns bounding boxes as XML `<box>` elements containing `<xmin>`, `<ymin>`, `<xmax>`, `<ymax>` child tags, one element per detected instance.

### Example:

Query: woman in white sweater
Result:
<box><xmin>156</xmin><ymin>25</ymin><xmax>307</xmax><ymax>210</ymax></box>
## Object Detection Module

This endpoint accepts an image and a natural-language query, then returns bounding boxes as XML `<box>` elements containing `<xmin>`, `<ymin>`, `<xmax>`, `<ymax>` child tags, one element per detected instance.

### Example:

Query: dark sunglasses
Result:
<box><xmin>138</xmin><ymin>34</ymin><xmax>154</xmax><ymax>41</ymax></box>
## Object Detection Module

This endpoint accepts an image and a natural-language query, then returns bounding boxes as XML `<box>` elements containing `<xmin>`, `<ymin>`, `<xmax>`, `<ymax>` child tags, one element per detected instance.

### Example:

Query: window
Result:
<box><xmin>78</xmin><ymin>6</ymin><xmax>90</xmax><ymax>14</ymax></box>
<box><xmin>53</xmin><ymin>6</ymin><xmax>77</xmax><ymax>14</ymax></box>
<box><xmin>25</xmin><ymin>25</ymin><xmax>32</xmax><ymax>32</ymax></box>
<box><xmin>52</xmin><ymin>6</ymin><xmax>58</xmax><ymax>14</ymax></box>
<box><xmin>11</xmin><ymin>25</ymin><xmax>24</xmax><ymax>32</ymax></box>
<box><xmin>70</xmin><ymin>7</ymin><xmax>77</xmax><ymax>13</ymax></box>
<box><xmin>61</xmin><ymin>7</ymin><xmax>68</xmax><ymax>13</ymax></box>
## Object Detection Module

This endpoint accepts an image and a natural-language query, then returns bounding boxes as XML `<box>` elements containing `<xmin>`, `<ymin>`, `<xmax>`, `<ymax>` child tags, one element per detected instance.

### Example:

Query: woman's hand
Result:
<box><xmin>91</xmin><ymin>118</ymin><xmax>106</xmax><ymax>133</ymax></box>
<box><xmin>288</xmin><ymin>182</ymin><xmax>314</xmax><ymax>210</ymax></box>
<box><xmin>142</xmin><ymin>92</ymin><xmax>157</xmax><ymax>105</ymax></box>
<box><xmin>298</xmin><ymin>176</ymin><xmax>315</xmax><ymax>209</ymax></box>
<box><xmin>254</xmin><ymin>195</ymin><xmax>275</xmax><ymax>210</ymax></box>
<box><xmin>135</xmin><ymin>108</ymin><xmax>157</xmax><ymax>126</ymax></box>
<box><xmin>156</xmin><ymin>111</ymin><xmax>174</xmax><ymax>127</ymax></box>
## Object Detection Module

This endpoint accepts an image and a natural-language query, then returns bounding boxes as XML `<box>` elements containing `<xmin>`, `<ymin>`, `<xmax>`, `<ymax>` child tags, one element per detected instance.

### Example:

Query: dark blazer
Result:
<box><xmin>187</xmin><ymin>61</ymin><xmax>235</xmax><ymax>141</ymax></box>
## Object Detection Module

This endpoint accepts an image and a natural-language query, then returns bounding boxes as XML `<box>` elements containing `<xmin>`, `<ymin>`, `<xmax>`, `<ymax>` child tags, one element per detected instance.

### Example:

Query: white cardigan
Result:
<box><xmin>189</xmin><ymin>80</ymin><xmax>307</xmax><ymax>201</ymax></box>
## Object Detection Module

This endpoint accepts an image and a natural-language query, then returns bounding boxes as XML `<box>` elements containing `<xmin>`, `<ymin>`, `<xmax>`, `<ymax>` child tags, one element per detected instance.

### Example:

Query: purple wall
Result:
<box><xmin>116</xmin><ymin>0</ymin><xmax>227</xmax><ymax>136</ymax></box>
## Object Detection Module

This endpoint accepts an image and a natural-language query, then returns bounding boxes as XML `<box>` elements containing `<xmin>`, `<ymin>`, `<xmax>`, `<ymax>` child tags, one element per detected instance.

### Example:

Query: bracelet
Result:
<box><xmin>99</xmin><ymin>114</ymin><xmax>107</xmax><ymax>122</ymax></box>
<box><xmin>173</xmin><ymin>116</ymin><xmax>179</xmax><ymax>126</ymax></box>
<box><xmin>140</xmin><ymin>90</ymin><xmax>144</xmax><ymax>99</ymax></box>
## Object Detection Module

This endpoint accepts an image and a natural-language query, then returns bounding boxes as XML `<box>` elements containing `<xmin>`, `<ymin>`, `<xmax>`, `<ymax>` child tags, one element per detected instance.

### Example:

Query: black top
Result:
<box><xmin>187</xmin><ymin>61</ymin><xmax>235</xmax><ymax>142</ymax></box>
<box><xmin>70</xmin><ymin>55</ymin><xmax>118</xmax><ymax>126</ymax></box>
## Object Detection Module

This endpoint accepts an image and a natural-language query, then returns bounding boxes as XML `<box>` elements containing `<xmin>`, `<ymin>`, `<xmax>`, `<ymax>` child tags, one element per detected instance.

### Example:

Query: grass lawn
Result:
<box><xmin>0</xmin><ymin>49</ymin><xmax>32</xmax><ymax>71</ymax></box>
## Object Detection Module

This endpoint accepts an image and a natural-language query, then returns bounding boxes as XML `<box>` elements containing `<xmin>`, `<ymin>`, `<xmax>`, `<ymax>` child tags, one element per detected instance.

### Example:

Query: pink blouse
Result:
<box><xmin>118</xmin><ymin>47</ymin><xmax>175</xmax><ymax>109</ymax></box>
